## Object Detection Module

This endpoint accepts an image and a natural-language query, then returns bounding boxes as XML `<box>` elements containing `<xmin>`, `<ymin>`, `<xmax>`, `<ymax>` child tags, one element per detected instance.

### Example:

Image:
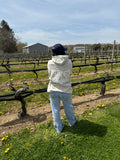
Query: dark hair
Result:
<box><xmin>52</xmin><ymin>44</ymin><xmax>67</xmax><ymax>56</ymax></box>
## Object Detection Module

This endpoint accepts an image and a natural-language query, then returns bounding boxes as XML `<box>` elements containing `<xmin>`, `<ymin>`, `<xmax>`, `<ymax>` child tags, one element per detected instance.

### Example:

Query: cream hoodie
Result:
<box><xmin>47</xmin><ymin>55</ymin><xmax>72</xmax><ymax>93</ymax></box>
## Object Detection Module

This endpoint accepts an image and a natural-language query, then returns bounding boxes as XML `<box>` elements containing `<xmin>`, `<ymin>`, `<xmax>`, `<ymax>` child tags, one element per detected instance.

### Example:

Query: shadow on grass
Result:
<box><xmin>64</xmin><ymin>119</ymin><xmax>107</xmax><ymax>137</ymax></box>
<box><xmin>0</xmin><ymin>113</ymin><xmax>47</xmax><ymax>127</ymax></box>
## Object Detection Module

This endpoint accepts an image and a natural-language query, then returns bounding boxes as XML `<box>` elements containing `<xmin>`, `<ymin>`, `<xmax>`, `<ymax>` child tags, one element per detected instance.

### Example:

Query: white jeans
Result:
<box><xmin>49</xmin><ymin>92</ymin><xmax>76</xmax><ymax>133</ymax></box>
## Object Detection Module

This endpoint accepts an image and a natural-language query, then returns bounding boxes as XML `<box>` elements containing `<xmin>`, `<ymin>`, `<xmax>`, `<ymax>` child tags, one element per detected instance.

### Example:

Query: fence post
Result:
<box><xmin>17</xmin><ymin>98</ymin><xmax>27</xmax><ymax>118</ymax></box>
<box><xmin>117</xmin><ymin>43</ymin><xmax>119</xmax><ymax>56</ymax></box>
<box><xmin>100</xmin><ymin>81</ymin><xmax>106</xmax><ymax>96</ymax></box>
<box><xmin>111</xmin><ymin>40</ymin><xmax>116</xmax><ymax>71</ymax></box>
<box><xmin>84</xmin><ymin>44</ymin><xmax>86</xmax><ymax>64</ymax></box>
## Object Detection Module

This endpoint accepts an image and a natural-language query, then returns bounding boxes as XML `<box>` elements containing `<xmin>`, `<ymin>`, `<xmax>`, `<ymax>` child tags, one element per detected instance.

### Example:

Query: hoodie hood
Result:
<box><xmin>52</xmin><ymin>55</ymin><xmax>69</xmax><ymax>65</ymax></box>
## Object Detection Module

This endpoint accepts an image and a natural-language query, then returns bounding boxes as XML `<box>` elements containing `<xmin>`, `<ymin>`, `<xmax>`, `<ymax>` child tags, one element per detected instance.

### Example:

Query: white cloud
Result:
<box><xmin>1</xmin><ymin>0</ymin><xmax>120</xmax><ymax>45</ymax></box>
<box><xmin>16</xmin><ymin>27</ymin><xmax>120</xmax><ymax>46</ymax></box>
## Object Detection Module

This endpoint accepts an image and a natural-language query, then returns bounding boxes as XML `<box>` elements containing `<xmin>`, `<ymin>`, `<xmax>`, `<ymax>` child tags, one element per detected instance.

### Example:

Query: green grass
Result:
<box><xmin>1</xmin><ymin>58</ymin><xmax>120</xmax><ymax>114</ymax></box>
<box><xmin>1</xmin><ymin>102</ymin><xmax>120</xmax><ymax>160</ymax></box>
<box><xmin>1</xmin><ymin>69</ymin><xmax>120</xmax><ymax>114</ymax></box>
<box><xmin>0</xmin><ymin>70</ymin><xmax>48</xmax><ymax>83</ymax></box>
<box><xmin>0</xmin><ymin>82</ymin><xmax>49</xmax><ymax>114</ymax></box>
<box><xmin>72</xmin><ymin>70</ymin><xmax>120</xmax><ymax>96</ymax></box>
<box><xmin>72</xmin><ymin>61</ymin><xmax>120</xmax><ymax>75</ymax></box>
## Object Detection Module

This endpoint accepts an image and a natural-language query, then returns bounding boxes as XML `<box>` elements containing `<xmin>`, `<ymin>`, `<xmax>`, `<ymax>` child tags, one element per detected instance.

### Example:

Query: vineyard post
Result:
<box><xmin>117</xmin><ymin>43</ymin><xmax>119</xmax><ymax>56</ymax></box>
<box><xmin>84</xmin><ymin>44</ymin><xmax>86</xmax><ymax>64</ymax></box>
<box><xmin>111</xmin><ymin>40</ymin><xmax>116</xmax><ymax>71</ymax></box>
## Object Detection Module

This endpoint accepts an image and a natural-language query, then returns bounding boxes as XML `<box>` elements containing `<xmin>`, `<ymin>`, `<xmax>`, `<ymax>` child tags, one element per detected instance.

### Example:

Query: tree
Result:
<box><xmin>0</xmin><ymin>20</ymin><xmax>17</xmax><ymax>53</ymax></box>
<box><xmin>102</xmin><ymin>44</ymin><xmax>113</xmax><ymax>51</ymax></box>
<box><xmin>16</xmin><ymin>42</ymin><xmax>27</xmax><ymax>53</ymax></box>
<box><xmin>92</xmin><ymin>43</ymin><xmax>101</xmax><ymax>51</ymax></box>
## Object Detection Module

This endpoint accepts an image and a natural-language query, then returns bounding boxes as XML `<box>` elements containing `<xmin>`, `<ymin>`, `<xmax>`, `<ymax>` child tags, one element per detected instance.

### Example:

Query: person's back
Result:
<box><xmin>47</xmin><ymin>55</ymin><xmax>72</xmax><ymax>93</ymax></box>
<box><xmin>47</xmin><ymin>44</ymin><xmax>76</xmax><ymax>133</ymax></box>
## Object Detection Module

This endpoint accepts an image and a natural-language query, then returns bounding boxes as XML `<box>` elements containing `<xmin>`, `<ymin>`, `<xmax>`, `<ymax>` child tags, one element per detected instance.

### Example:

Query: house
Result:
<box><xmin>23</xmin><ymin>43</ymin><xmax>49</xmax><ymax>55</ymax></box>
<box><xmin>73</xmin><ymin>46</ymin><xmax>86</xmax><ymax>53</ymax></box>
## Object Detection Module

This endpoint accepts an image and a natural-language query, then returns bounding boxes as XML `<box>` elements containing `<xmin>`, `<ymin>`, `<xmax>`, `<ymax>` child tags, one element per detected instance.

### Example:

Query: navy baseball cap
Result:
<box><xmin>52</xmin><ymin>44</ymin><xmax>67</xmax><ymax>55</ymax></box>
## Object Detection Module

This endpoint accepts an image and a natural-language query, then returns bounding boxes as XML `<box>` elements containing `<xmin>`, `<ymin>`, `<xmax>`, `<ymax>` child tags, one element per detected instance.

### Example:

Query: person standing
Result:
<box><xmin>47</xmin><ymin>44</ymin><xmax>76</xmax><ymax>133</ymax></box>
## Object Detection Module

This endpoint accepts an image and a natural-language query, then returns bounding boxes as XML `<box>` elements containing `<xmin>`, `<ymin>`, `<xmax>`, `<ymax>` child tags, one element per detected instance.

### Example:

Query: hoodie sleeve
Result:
<box><xmin>69</xmin><ymin>60</ymin><xmax>72</xmax><ymax>75</ymax></box>
<box><xmin>47</xmin><ymin>60</ymin><xmax>51</xmax><ymax>75</ymax></box>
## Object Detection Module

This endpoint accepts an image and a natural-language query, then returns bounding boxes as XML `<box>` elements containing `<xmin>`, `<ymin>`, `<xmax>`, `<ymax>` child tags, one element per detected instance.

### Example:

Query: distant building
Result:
<box><xmin>73</xmin><ymin>46</ymin><xmax>86</xmax><ymax>53</ymax></box>
<box><xmin>23</xmin><ymin>43</ymin><xmax>49</xmax><ymax>55</ymax></box>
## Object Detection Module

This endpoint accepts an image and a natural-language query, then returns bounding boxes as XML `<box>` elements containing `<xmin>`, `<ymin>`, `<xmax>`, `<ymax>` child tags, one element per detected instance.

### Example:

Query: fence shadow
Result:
<box><xmin>64</xmin><ymin>119</ymin><xmax>107</xmax><ymax>137</ymax></box>
<box><xmin>0</xmin><ymin>113</ymin><xmax>47</xmax><ymax>127</ymax></box>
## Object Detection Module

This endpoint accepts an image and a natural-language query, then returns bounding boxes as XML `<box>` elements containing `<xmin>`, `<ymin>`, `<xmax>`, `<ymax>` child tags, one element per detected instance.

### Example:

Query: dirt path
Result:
<box><xmin>0</xmin><ymin>88</ymin><xmax>120</xmax><ymax>139</ymax></box>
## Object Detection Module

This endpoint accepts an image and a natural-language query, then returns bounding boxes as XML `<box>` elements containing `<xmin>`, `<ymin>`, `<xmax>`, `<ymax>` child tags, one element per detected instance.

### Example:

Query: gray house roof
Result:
<box><xmin>23</xmin><ymin>43</ymin><xmax>48</xmax><ymax>48</ymax></box>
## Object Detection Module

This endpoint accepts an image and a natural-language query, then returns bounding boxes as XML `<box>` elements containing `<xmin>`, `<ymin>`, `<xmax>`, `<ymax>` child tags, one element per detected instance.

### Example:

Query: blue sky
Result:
<box><xmin>0</xmin><ymin>0</ymin><xmax>120</xmax><ymax>46</ymax></box>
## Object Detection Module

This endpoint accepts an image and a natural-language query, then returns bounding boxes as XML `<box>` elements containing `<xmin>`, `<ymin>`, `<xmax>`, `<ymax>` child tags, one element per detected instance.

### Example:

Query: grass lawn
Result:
<box><xmin>1</xmin><ymin>102</ymin><xmax>120</xmax><ymax>160</ymax></box>
<box><xmin>1</xmin><ymin>70</ymin><xmax>120</xmax><ymax>114</ymax></box>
